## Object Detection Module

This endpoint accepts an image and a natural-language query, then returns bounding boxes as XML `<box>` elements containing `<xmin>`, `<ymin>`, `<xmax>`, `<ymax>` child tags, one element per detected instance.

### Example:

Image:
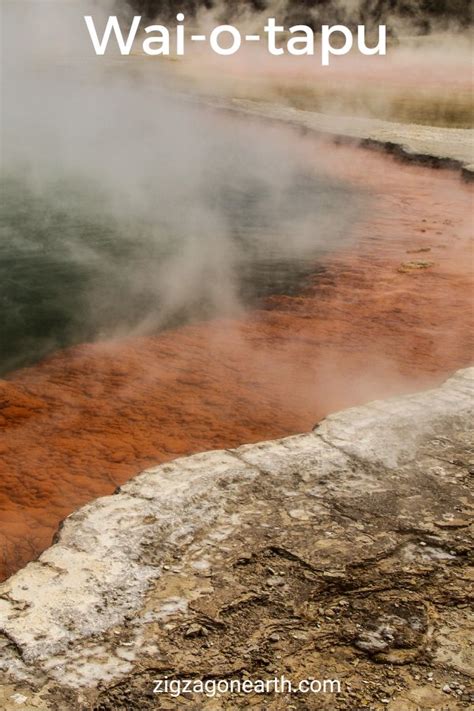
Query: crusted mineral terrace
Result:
<box><xmin>210</xmin><ymin>98</ymin><xmax>474</xmax><ymax>180</ymax></box>
<box><xmin>0</xmin><ymin>368</ymin><xmax>472</xmax><ymax>710</ymax></box>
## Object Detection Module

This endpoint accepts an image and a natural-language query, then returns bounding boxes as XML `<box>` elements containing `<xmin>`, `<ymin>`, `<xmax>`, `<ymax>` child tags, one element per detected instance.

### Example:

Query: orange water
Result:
<box><xmin>1</xmin><ymin>141</ymin><xmax>472</xmax><ymax>580</ymax></box>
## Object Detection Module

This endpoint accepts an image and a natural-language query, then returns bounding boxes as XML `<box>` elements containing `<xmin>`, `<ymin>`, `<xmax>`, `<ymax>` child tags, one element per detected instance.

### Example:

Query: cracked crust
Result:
<box><xmin>0</xmin><ymin>368</ymin><xmax>472</xmax><ymax>709</ymax></box>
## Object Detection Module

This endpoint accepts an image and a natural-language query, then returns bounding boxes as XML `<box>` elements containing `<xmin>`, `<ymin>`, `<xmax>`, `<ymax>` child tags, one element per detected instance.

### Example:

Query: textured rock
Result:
<box><xmin>0</xmin><ymin>368</ymin><xmax>472</xmax><ymax>709</ymax></box>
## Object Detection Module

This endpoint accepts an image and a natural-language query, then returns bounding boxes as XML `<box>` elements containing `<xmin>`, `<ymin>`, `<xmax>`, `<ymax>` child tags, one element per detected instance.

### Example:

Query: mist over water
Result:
<box><xmin>1</xmin><ymin>1</ymin><xmax>361</xmax><ymax>375</ymax></box>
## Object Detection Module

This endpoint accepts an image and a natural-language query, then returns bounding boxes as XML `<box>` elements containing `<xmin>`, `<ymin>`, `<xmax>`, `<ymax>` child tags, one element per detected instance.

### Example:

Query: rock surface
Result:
<box><xmin>0</xmin><ymin>368</ymin><xmax>472</xmax><ymax>709</ymax></box>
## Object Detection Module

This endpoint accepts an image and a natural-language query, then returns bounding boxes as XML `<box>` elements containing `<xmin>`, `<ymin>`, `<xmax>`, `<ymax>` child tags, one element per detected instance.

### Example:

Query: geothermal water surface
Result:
<box><xmin>0</xmin><ymin>126</ymin><xmax>472</xmax><ymax>580</ymax></box>
<box><xmin>0</xmin><ymin>115</ymin><xmax>358</xmax><ymax>376</ymax></box>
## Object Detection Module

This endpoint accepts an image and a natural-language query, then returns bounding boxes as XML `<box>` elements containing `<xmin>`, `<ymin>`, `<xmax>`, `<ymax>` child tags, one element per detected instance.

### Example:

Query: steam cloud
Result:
<box><xmin>1</xmin><ymin>0</ymin><xmax>360</xmax><ymax>374</ymax></box>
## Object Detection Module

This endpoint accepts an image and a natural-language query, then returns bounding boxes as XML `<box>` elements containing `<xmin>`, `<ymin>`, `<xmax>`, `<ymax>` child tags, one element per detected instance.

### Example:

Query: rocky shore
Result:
<box><xmin>1</xmin><ymin>367</ymin><xmax>472</xmax><ymax>709</ymax></box>
<box><xmin>206</xmin><ymin>97</ymin><xmax>474</xmax><ymax>180</ymax></box>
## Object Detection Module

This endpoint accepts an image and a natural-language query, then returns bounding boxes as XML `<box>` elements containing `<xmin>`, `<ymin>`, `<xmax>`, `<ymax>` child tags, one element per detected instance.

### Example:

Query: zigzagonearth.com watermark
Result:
<box><xmin>152</xmin><ymin>674</ymin><xmax>342</xmax><ymax>698</ymax></box>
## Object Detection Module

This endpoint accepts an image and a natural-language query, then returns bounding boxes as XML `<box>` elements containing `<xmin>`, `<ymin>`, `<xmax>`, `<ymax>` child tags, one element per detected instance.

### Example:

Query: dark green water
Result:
<box><xmin>0</xmin><ymin>170</ymin><xmax>359</xmax><ymax>376</ymax></box>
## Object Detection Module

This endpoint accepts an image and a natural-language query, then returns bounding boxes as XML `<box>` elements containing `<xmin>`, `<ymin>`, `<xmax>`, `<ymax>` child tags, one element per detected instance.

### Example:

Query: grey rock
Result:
<box><xmin>0</xmin><ymin>368</ymin><xmax>472</xmax><ymax>710</ymax></box>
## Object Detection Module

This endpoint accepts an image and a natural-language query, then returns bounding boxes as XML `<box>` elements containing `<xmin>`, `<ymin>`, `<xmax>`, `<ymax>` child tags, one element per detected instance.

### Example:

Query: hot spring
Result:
<box><xmin>0</xmin><ymin>2</ymin><xmax>472</xmax><ymax>581</ymax></box>
<box><xmin>0</xmin><ymin>107</ymin><xmax>360</xmax><ymax>376</ymax></box>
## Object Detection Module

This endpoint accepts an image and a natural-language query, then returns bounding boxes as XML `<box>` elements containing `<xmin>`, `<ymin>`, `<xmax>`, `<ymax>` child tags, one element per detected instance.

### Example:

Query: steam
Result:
<box><xmin>1</xmin><ymin>0</ymin><xmax>360</xmax><ymax>373</ymax></box>
<box><xmin>2</xmin><ymin>0</ymin><xmax>469</xmax><ymax>378</ymax></box>
<box><xmin>171</xmin><ymin>3</ymin><xmax>472</xmax><ymax>129</ymax></box>
<box><xmin>115</xmin><ymin>1</ymin><xmax>471</xmax><ymax>129</ymax></box>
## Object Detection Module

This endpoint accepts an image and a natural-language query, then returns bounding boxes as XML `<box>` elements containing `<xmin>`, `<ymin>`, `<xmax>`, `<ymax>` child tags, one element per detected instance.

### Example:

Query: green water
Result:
<box><xmin>0</xmin><ymin>171</ymin><xmax>358</xmax><ymax>376</ymax></box>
